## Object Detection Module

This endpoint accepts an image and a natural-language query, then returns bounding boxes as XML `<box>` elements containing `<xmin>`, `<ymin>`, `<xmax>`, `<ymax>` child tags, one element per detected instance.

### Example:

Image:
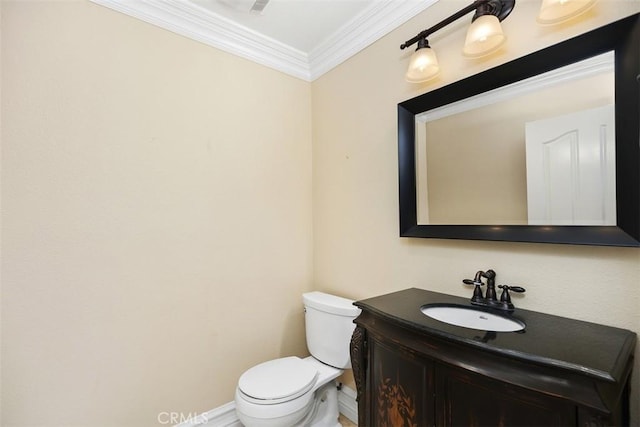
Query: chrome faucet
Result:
<box><xmin>463</xmin><ymin>269</ymin><xmax>525</xmax><ymax>311</ymax></box>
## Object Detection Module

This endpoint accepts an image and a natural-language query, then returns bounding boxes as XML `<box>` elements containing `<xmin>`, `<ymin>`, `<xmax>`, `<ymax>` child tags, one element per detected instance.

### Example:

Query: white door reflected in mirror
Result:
<box><xmin>525</xmin><ymin>105</ymin><xmax>616</xmax><ymax>225</ymax></box>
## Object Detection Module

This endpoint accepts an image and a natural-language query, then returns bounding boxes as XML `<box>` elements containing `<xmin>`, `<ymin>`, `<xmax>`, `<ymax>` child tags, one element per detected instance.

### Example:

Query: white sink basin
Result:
<box><xmin>421</xmin><ymin>304</ymin><xmax>525</xmax><ymax>332</ymax></box>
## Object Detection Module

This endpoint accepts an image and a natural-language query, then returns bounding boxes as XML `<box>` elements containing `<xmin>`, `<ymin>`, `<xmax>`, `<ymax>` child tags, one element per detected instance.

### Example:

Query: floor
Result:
<box><xmin>338</xmin><ymin>414</ymin><xmax>357</xmax><ymax>427</ymax></box>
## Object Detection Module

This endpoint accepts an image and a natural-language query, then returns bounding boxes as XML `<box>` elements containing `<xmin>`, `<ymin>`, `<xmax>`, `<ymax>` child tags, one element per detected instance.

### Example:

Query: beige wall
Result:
<box><xmin>312</xmin><ymin>0</ymin><xmax>640</xmax><ymax>423</ymax></box>
<box><xmin>1</xmin><ymin>1</ymin><xmax>312</xmax><ymax>426</ymax></box>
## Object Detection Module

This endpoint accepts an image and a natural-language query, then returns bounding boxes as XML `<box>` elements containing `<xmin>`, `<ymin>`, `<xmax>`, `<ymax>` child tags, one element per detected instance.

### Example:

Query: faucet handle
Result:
<box><xmin>498</xmin><ymin>285</ymin><xmax>526</xmax><ymax>298</ymax></box>
<box><xmin>463</xmin><ymin>278</ymin><xmax>485</xmax><ymax>303</ymax></box>
<box><xmin>498</xmin><ymin>285</ymin><xmax>525</xmax><ymax>310</ymax></box>
<box><xmin>502</xmin><ymin>285</ymin><xmax>525</xmax><ymax>293</ymax></box>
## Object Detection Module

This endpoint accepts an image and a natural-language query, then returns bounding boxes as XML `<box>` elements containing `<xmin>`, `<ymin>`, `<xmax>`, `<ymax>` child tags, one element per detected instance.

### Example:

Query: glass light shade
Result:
<box><xmin>537</xmin><ymin>0</ymin><xmax>597</xmax><ymax>24</ymax></box>
<box><xmin>462</xmin><ymin>15</ymin><xmax>506</xmax><ymax>58</ymax></box>
<box><xmin>405</xmin><ymin>46</ymin><xmax>440</xmax><ymax>83</ymax></box>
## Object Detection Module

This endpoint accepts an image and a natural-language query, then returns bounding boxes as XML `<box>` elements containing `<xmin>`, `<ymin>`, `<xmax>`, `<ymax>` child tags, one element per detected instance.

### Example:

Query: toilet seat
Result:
<box><xmin>238</xmin><ymin>356</ymin><xmax>318</xmax><ymax>404</ymax></box>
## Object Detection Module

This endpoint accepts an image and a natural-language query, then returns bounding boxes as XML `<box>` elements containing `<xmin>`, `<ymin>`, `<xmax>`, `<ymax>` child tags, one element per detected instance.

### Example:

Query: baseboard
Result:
<box><xmin>177</xmin><ymin>384</ymin><xmax>357</xmax><ymax>427</ymax></box>
<box><xmin>174</xmin><ymin>401</ymin><xmax>241</xmax><ymax>427</ymax></box>
<box><xmin>337</xmin><ymin>384</ymin><xmax>358</xmax><ymax>424</ymax></box>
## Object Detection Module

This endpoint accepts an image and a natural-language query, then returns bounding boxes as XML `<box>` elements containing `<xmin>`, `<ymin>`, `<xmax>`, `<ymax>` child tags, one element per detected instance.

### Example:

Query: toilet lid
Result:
<box><xmin>238</xmin><ymin>356</ymin><xmax>318</xmax><ymax>401</ymax></box>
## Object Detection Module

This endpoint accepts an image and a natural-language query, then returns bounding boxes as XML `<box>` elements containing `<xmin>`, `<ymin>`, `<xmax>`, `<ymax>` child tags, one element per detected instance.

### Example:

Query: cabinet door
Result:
<box><xmin>370</xmin><ymin>338</ymin><xmax>435</xmax><ymax>427</ymax></box>
<box><xmin>436</xmin><ymin>364</ymin><xmax>576</xmax><ymax>427</ymax></box>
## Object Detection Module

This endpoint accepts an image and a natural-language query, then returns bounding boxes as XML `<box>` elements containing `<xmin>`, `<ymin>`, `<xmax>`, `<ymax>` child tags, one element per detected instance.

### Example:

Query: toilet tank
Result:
<box><xmin>302</xmin><ymin>292</ymin><xmax>361</xmax><ymax>369</ymax></box>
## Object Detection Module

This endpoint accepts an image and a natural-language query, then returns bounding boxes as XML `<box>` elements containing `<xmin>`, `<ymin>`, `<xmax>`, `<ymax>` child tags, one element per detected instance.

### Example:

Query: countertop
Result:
<box><xmin>354</xmin><ymin>288</ymin><xmax>636</xmax><ymax>383</ymax></box>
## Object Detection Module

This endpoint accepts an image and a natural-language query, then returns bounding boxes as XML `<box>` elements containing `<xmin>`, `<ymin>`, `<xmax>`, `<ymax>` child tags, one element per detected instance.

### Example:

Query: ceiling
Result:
<box><xmin>90</xmin><ymin>0</ymin><xmax>438</xmax><ymax>81</ymax></box>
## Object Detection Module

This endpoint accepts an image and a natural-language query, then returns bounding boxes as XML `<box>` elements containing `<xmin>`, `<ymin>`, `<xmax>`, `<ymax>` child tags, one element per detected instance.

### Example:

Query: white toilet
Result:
<box><xmin>234</xmin><ymin>292</ymin><xmax>361</xmax><ymax>427</ymax></box>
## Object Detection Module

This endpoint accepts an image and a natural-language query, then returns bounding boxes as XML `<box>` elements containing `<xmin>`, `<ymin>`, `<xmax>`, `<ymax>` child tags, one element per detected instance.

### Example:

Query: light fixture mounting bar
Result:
<box><xmin>400</xmin><ymin>0</ymin><xmax>515</xmax><ymax>50</ymax></box>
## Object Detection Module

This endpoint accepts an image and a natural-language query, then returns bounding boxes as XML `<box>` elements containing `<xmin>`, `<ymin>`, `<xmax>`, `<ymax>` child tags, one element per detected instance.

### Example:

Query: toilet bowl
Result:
<box><xmin>235</xmin><ymin>356</ymin><xmax>342</xmax><ymax>427</ymax></box>
<box><xmin>235</xmin><ymin>292</ymin><xmax>360</xmax><ymax>427</ymax></box>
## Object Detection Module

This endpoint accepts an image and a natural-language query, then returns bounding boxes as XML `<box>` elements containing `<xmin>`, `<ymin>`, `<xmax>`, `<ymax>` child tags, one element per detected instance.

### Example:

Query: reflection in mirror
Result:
<box><xmin>416</xmin><ymin>52</ymin><xmax>615</xmax><ymax>226</ymax></box>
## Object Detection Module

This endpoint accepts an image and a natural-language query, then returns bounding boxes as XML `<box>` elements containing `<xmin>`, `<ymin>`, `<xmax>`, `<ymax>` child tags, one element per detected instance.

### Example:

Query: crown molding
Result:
<box><xmin>309</xmin><ymin>0</ymin><xmax>439</xmax><ymax>80</ymax></box>
<box><xmin>90</xmin><ymin>0</ymin><xmax>438</xmax><ymax>82</ymax></box>
<box><xmin>90</xmin><ymin>0</ymin><xmax>310</xmax><ymax>79</ymax></box>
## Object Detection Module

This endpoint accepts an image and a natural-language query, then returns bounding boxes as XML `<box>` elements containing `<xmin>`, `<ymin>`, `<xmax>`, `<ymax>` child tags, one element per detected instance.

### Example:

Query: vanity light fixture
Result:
<box><xmin>463</xmin><ymin>12</ymin><xmax>507</xmax><ymax>57</ymax></box>
<box><xmin>401</xmin><ymin>0</ymin><xmax>515</xmax><ymax>82</ymax></box>
<box><xmin>537</xmin><ymin>0</ymin><xmax>597</xmax><ymax>25</ymax></box>
<box><xmin>405</xmin><ymin>38</ymin><xmax>440</xmax><ymax>83</ymax></box>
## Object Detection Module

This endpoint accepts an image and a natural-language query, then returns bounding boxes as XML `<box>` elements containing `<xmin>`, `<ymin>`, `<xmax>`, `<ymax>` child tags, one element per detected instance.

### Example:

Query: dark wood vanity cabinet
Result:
<box><xmin>368</xmin><ymin>337</ymin><xmax>436</xmax><ymax>426</ymax></box>
<box><xmin>350</xmin><ymin>289</ymin><xmax>636</xmax><ymax>427</ymax></box>
<box><xmin>435</xmin><ymin>363</ymin><xmax>575</xmax><ymax>427</ymax></box>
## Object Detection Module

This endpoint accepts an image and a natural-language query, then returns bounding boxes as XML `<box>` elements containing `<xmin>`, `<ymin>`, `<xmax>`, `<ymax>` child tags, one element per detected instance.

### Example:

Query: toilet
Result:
<box><xmin>234</xmin><ymin>292</ymin><xmax>361</xmax><ymax>427</ymax></box>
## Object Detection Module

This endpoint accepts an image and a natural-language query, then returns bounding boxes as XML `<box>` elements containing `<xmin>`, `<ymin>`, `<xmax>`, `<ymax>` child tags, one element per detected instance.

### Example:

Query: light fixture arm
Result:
<box><xmin>400</xmin><ymin>0</ymin><xmax>515</xmax><ymax>50</ymax></box>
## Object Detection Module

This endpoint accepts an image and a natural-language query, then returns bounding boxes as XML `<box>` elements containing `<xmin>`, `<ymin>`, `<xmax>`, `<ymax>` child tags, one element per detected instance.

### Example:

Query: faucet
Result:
<box><xmin>482</xmin><ymin>269</ymin><xmax>497</xmax><ymax>303</ymax></box>
<box><xmin>462</xmin><ymin>269</ymin><xmax>525</xmax><ymax>311</ymax></box>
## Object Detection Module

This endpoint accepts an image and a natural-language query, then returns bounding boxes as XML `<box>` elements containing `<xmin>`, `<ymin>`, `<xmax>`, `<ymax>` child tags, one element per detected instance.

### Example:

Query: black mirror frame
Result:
<box><xmin>398</xmin><ymin>13</ymin><xmax>640</xmax><ymax>247</ymax></box>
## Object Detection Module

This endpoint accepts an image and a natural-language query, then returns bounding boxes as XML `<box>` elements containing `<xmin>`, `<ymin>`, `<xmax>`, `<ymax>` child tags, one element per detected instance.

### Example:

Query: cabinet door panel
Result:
<box><xmin>437</xmin><ymin>365</ymin><xmax>576</xmax><ymax>427</ymax></box>
<box><xmin>370</xmin><ymin>338</ymin><xmax>435</xmax><ymax>427</ymax></box>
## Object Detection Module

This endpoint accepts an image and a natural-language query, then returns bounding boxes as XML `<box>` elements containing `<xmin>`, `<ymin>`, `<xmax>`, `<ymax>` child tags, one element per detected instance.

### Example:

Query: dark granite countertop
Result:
<box><xmin>354</xmin><ymin>288</ymin><xmax>636</xmax><ymax>383</ymax></box>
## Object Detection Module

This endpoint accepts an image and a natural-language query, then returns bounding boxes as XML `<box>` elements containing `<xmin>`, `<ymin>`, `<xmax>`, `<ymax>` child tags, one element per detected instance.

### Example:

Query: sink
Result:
<box><xmin>421</xmin><ymin>304</ymin><xmax>525</xmax><ymax>332</ymax></box>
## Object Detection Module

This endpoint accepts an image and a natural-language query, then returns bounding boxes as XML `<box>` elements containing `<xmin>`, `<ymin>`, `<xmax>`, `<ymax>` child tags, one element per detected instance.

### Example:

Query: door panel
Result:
<box><xmin>525</xmin><ymin>105</ymin><xmax>615</xmax><ymax>225</ymax></box>
<box><xmin>370</xmin><ymin>338</ymin><xmax>435</xmax><ymax>427</ymax></box>
<box><xmin>436</xmin><ymin>365</ymin><xmax>575</xmax><ymax>427</ymax></box>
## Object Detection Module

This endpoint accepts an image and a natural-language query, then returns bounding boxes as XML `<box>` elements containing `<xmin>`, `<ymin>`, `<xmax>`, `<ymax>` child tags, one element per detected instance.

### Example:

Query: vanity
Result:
<box><xmin>349</xmin><ymin>288</ymin><xmax>636</xmax><ymax>426</ymax></box>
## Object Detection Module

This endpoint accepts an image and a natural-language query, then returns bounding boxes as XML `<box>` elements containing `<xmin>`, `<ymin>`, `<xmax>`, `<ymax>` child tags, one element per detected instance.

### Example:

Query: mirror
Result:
<box><xmin>416</xmin><ymin>52</ymin><xmax>615</xmax><ymax>226</ymax></box>
<box><xmin>398</xmin><ymin>13</ymin><xmax>639</xmax><ymax>246</ymax></box>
